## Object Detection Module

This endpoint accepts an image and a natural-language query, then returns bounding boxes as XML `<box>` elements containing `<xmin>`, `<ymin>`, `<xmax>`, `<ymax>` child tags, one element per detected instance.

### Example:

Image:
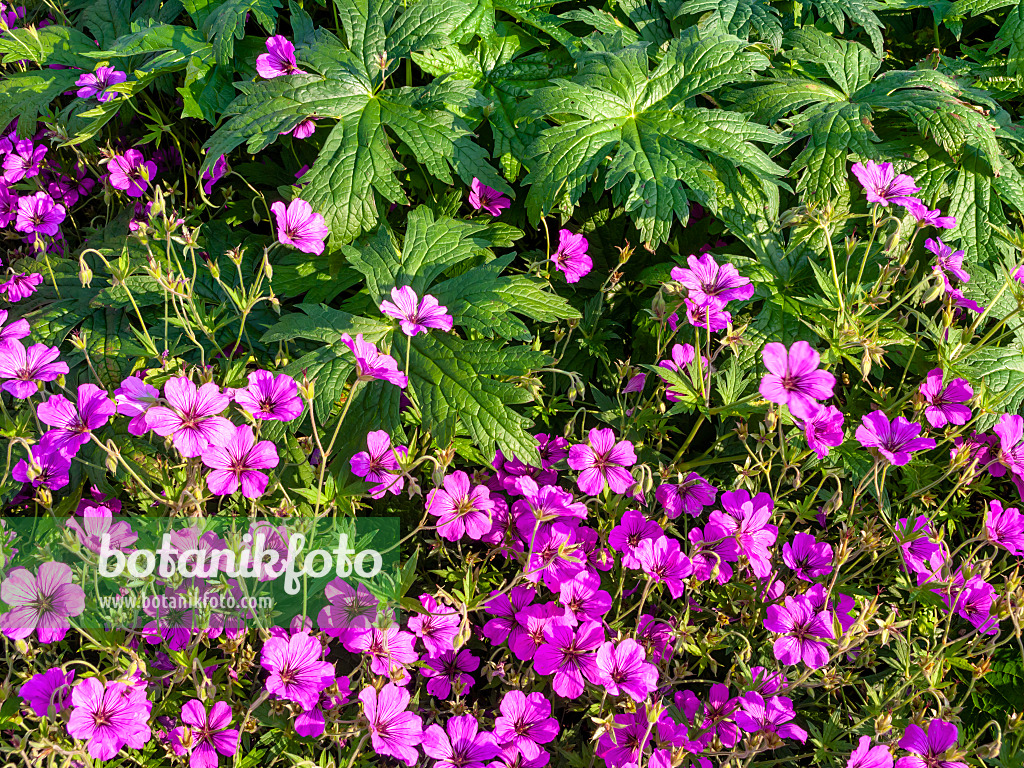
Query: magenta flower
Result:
<box><xmin>256</xmin><ymin>35</ymin><xmax>306</xmax><ymax>78</ymax></box>
<box><xmin>290</xmin><ymin>117</ymin><xmax>318</xmax><ymax>138</ymax></box>
<box><xmin>533</xmin><ymin>619</ymin><xmax>604</xmax><ymax>698</ymax></box>
<box><xmin>707</xmin><ymin>490</ymin><xmax>778</xmax><ymax>578</ymax></box>
<box><xmin>12</xmin><ymin>444</ymin><xmax>71</xmax><ymax>490</ymax></box>
<box><xmin>567</xmin><ymin>427</ymin><xmax>637</xmax><ymax>496</ymax></box>
<box><xmin>655</xmin><ymin>472</ymin><xmax>717</xmax><ymax>518</ymax></box>
<box><xmin>684</xmin><ymin>297</ymin><xmax>731</xmax><ymax>330</ymax></box>
<box><xmin>261</xmin><ymin>632</ymin><xmax>336</xmax><ymax>710</ymax></box>
<box><xmin>0</xmin><ymin>185</ymin><xmax>19</xmax><ymax>226</ymax></box>
<box><xmin>0</xmin><ymin>272</ymin><xmax>43</xmax><ymax>302</ymax></box>
<box><xmin>918</xmin><ymin>369</ymin><xmax>973</xmax><ymax>428</ymax></box>
<box><xmin>608</xmin><ymin>509</ymin><xmax>664</xmax><ymax>569</ymax></box>
<box><xmin>19</xmin><ymin>668</ymin><xmax>75</xmax><ymax>718</ymax></box>
<box><xmin>468</xmin><ymin>177</ymin><xmax>510</xmax><ymax>216</ymax></box>
<box><xmin>202</xmin><ymin>154</ymin><xmax>228</xmax><ymax>195</ymax></box>
<box><xmin>494</xmin><ymin>690</ymin><xmax>558</xmax><ymax>760</ymax></box>
<box><xmin>169</xmin><ymin>700</ymin><xmax>239</xmax><ymax>768</ymax></box>
<box><xmin>114</xmin><ymin>376</ymin><xmax>160</xmax><ymax>436</ymax></box>
<box><xmin>798</xmin><ymin>404</ymin><xmax>845</xmax><ymax>458</ymax></box>
<box><xmin>421</xmin><ymin>649</ymin><xmax>479</xmax><ymax>699</ymax></box>
<box><xmin>596</xmin><ymin>710</ymin><xmax>654</xmax><ymax>768</ymax></box>
<box><xmin>896</xmin><ymin>720</ymin><xmax>967</xmax><ymax>768</ymax></box>
<box><xmin>993</xmin><ymin>413</ymin><xmax>1024</xmax><ymax>477</ymax></box>
<box><xmin>271</xmin><ymin>198</ymin><xmax>329</xmax><ymax>254</ymax></box>
<box><xmin>0</xmin><ymin>313</ymin><xmax>29</xmax><ymax>346</ymax></box>
<box><xmin>3</xmin><ymin>139</ymin><xmax>46</xmax><ymax>183</ymax></box>
<box><xmin>350</xmin><ymin>429</ymin><xmax>407</xmax><ymax>498</ymax></box>
<box><xmin>202</xmin><ymin>424</ymin><xmax>280</xmax><ymax>497</ymax></box>
<box><xmin>693</xmin><ymin>683</ymin><xmax>741</xmax><ymax>749</ymax></box>
<box><xmin>1</xmin><ymin>562</ymin><xmax>85</xmax><ymax>643</ymax></box>
<box><xmin>551</xmin><ymin>229</ymin><xmax>592</xmax><ymax>283</ymax></box>
<box><xmin>14</xmin><ymin>191</ymin><xmax>65</xmax><ymax>236</ymax></box>
<box><xmin>764</xmin><ymin>595</ymin><xmax>834</xmax><ymax>668</ymax></box>
<box><xmin>379</xmin><ymin>286</ymin><xmax>453</xmax><ymax>336</ymax></box>
<box><xmin>482</xmin><ymin>586</ymin><xmax>536</xmax><ymax>650</ymax></box>
<box><xmin>351</xmin><ymin>626</ymin><xmax>419</xmax><ymax>684</ymax></box>
<box><xmin>782</xmin><ymin>532</ymin><xmax>833</xmax><ymax>581</ymax></box>
<box><xmin>232</xmin><ymin>369</ymin><xmax>303</xmax><ymax>421</ymax></box>
<box><xmin>340</xmin><ymin>333</ymin><xmax>408</xmax><ymax>388</ymax></box>
<box><xmin>424</xmin><ymin>714</ymin><xmax>500</xmax><ymax>768</ymax></box>
<box><xmin>850</xmin><ymin>161</ymin><xmax>920</xmax><ymax>207</ymax></box>
<box><xmin>76</xmin><ymin>66</ymin><xmax>127</xmax><ymax>102</ymax></box>
<box><xmin>594</xmin><ymin>639</ymin><xmax>659</xmax><ymax>702</ymax></box>
<box><xmin>637</xmin><ymin>536</ymin><xmax>693</xmax><ymax>598</ymax></box>
<box><xmin>848</xmin><ymin>736</ymin><xmax>894</xmax><ymax>768</ymax></box>
<box><xmin>359</xmin><ymin>683</ymin><xmax>423</xmax><ymax>766</ymax></box>
<box><xmin>0</xmin><ymin>341</ymin><xmax>64</xmax><ymax>399</ymax></box>
<box><xmin>896</xmin><ymin>516</ymin><xmax>945</xmax><ymax>576</ymax></box>
<box><xmin>36</xmin><ymin>383</ymin><xmax>114</xmax><ymax>458</ymax></box>
<box><xmin>985</xmin><ymin>500</ymin><xmax>1024</xmax><ymax>555</ymax></box>
<box><xmin>926</xmin><ymin>238</ymin><xmax>970</xmax><ymax>287</ymax></box>
<box><xmin>427</xmin><ymin>470</ymin><xmax>495</xmax><ymax>541</ymax></box>
<box><xmin>107</xmin><ymin>149</ymin><xmax>157</xmax><ymax>198</ymax></box>
<box><xmin>905</xmin><ymin>200</ymin><xmax>955</xmax><ymax>229</ymax></box>
<box><xmin>759</xmin><ymin>341</ymin><xmax>835</xmax><ymax>420</ymax></box>
<box><xmin>734</xmin><ymin>692</ymin><xmax>807</xmax><ymax>744</ymax></box>
<box><xmin>67</xmin><ymin>678</ymin><xmax>152</xmax><ymax>761</ymax></box>
<box><xmin>317</xmin><ymin>579</ymin><xmax>380</xmax><ymax>651</ymax></box>
<box><xmin>66</xmin><ymin>504</ymin><xmax>137</xmax><ymax>554</ymax></box>
<box><xmin>145</xmin><ymin>378</ymin><xmax>234</xmax><ymax>457</ymax></box>
<box><xmin>408</xmin><ymin>593</ymin><xmax>460</xmax><ymax>656</ymax></box>
<box><xmin>855</xmin><ymin>411</ymin><xmax>936</xmax><ymax>466</ymax></box>
<box><xmin>671</xmin><ymin>253</ymin><xmax>754</xmax><ymax>308</ymax></box>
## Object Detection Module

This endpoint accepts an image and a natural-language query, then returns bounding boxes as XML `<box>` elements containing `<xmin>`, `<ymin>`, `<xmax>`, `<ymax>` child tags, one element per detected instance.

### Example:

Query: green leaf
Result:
<box><xmin>409</xmin><ymin>333</ymin><xmax>547</xmax><ymax>462</ymax></box>
<box><xmin>0</xmin><ymin>70</ymin><xmax>81</xmax><ymax>139</ymax></box>
<box><xmin>0</xmin><ymin>25</ymin><xmax>99</xmax><ymax>68</ymax></box>
<box><xmin>77</xmin><ymin>0</ymin><xmax>131</xmax><ymax>47</ymax></box>
<box><xmin>202</xmin><ymin>0</ymin><xmax>283</xmax><ymax>64</ymax></box>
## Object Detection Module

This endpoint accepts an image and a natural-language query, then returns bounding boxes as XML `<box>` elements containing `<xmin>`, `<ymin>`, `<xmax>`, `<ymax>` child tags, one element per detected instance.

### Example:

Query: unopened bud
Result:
<box><xmin>79</xmin><ymin>260</ymin><xmax>93</xmax><ymax>287</ymax></box>
<box><xmin>205</xmin><ymin>256</ymin><xmax>220</xmax><ymax>280</ymax></box>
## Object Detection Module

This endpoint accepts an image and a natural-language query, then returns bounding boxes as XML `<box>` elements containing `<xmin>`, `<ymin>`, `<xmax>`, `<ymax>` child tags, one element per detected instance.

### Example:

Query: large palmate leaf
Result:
<box><xmin>729</xmin><ymin>28</ymin><xmax>1009</xmax><ymax>205</ymax></box>
<box><xmin>202</xmin><ymin>0</ymin><xmax>508</xmax><ymax>249</ymax></box>
<box><xmin>413</xmin><ymin>21</ymin><xmax>574</xmax><ymax>180</ymax></box>
<box><xmin>518</xmin><ymin>25</ymin><xmax>785</xmax><ymax>247</ymax></box>
<box><xmin>676</xmin><ymin>0</ymin><xmax>783</xmax><ymax>49</ymax></box>
<box><xmin>263</xmin><ymin>208</ymin><xmax>576</xmax><ymax>463</ymax></box>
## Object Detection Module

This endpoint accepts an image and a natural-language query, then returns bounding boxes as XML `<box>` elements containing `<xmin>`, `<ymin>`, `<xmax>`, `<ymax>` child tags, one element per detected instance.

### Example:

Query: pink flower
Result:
<box><xmin>926</xmin><ymin>238</ymin><xmax>970</xmax><ymax>287</ymax></box>
<box><xmin>67</xmin><ymin>678</ymin><xmax>152</xmax><ymax>760</ymax></box>
<box><xmin>494</xmin><ymin>690</ymin><xmax>559</xmax><ymax>760</ymax></box>
<box><xmin>379</xmin><ymin>286</ymin><xmax>453</xmax><ymax>336</ymax></box>
<box><xmin>359</xmin><ymin>683</ymin><xmax>423</xmax><ymax>766</ymax></box>
<box><xmin>905</xmin><ymin>200</ymin><xmax>955</xmax><ymax>229</ymax></box>
<box><xmin>107</xmin><ymin>149</ymin><xmax>157</xmax><ymax>198</ymax></box>
<box><xmin>918</xmin><ymin>368</ymin><xmax>973</xmax><ymax>428</ymax></box>
<box><xmin>14</xmin><ymin>191</ymin><xmax>65</xmax><ymax>236</ymax></box>
<box><xmin>0</xmin><ymin>272</ymin><xmax>43</xmax><ymax>302</ymax></box>
<box><xmin>421</xmin><ymin>649</ymin><xmax>479</xmax><ymax>699</ymax></box>
<box><xmin>202</xmin><ymin>154</ymin><xmax>228</xmax><ymax>195</ymax></box>
<box><xmin>671</xmin><ymin>253</ymin><xmax>753</xmax><ymax>307</ymax></box>
<box><xmin>114</xmin><ymin>376</ymin><xmax>160</xmax><ymax>435</ymax></box>
<box><xmin>658</xmin><ymin>343</ymin><xmax>709</xmax><ymax>402</ymax></box>
<box><xmin>551</xmin><ymin>229</ymin><xmax>592</xmax><ymax>283</ymax></box>
<box><xmin>261</xmin><ymin>632</ymin><xmax>336</xmax><ymax>710</ymax></box>
<box><xmin>0</xmin><ymin>561</ymin><xmax>85</xmax><ymax>643</ymax></box>
<box><xmin>12</xmin><ymin>444</ymin><xmax>71</xmax><ymax>490</ymax></box>
<box><xmin>848</xmin><ymin>736</ymin><xmax>894</xmax><ymax>768</ymax></box>
<box><xmin>468</xmin><ymin>177</ymin><xmax>510</xmax><ymax>216</ymax></box>
<box><xmin>75</xmin><ymin>66</ymin><xmax>127</xmax><ymax>102</ymax></box>
<box><xmin>850</xmin><ymin>161</ymin><xmax>920</xmax><ymax>207</ymax></box>
<box><xmin>427</xmin><ymin>470</ymin><xmax>495</xmax><ymax>541</ymax></box>
<box><xmin>19</xmin><ymin>668</ymin><xmax>75</xmax><ymax>718</ymax></box>
<box><xmin>759</xmin><ymin>341</ymin><xmax>835</xmax><ymax>420</ymax></box>
<box><xmin>145</xmin><ymin>377</ymin><xmax>235</xmax><ymax>457</ymax></box>
<box><xmin>532</xmin><ymin>619</ymin><xmax>604</xmax><ymax>699</ymax></box>
<box><xmin>232</xmin><ymin>369</ymin><xmax>303</xmax><ymax>421</ymax></box>
<box><xmin>798</xmin><ymin>404</ymin><xmax>845</xmax><ymax>458</ymax></box>
<box><xmin>734</xmin><ymin>692</ymin><xmax>807</xmax><ymax>743</ymax></box>
<box><xmin>896</xmin><ymin>720</ymin><xmax>967</xmax><ymax>768</ymax></box>
<box><xmin>350</xmin><ymin>429</ymin><xmax>407</xmax><ymax>498</ymax></box>
<box><xmin>594</xmin><ymin>639</ymin><xmax>659</xmax><ymax>702</ymax></box>
<box><xmin>782</xmin><ymin>532</ymin><xmax>833</xmax><ymax>581</ymax></box>
<box><xmin>271</xmin><ymin>198</ymin><xmax>329</xmax><ymax>254</ymax></box>
<box><xmin>340</xmin><ymin>333</ymin><xmax>408</xmax><ymax>388</ymax></box>
<box><xmin>423</xmin><ymin>714</ymin><xmax>499</xmax><ymax>768</ymax></box>
<box><xmin>855</xmin><ymin>411</ymin><xmax>935</xmax><ymax>466</ymax></box>
<box><xmin>985</xmin><ymin>500</ymin><xmax>1024</xmax><ymax>555</ymax></box>
<box><xmin>169</xmin><ymin>700</ymin><xmax>239</xmax><ymax>768</ymax></box>
<box><xmin>36</xmin><ymin>383</ymin><xmax>115</xmax><ymax>457</ymax></box>
<box><xmin>256</xmin><ymin>36</ymin><xmax>306</xmax><ymax>78</ymax></box>
<box><xmin>636</xmin><ymin>536</ymin><xmax>692</xmax><ymax>598</ymax></box>
<box><xmin>764</xmin><ymin>594</ymin><xmax>834</xmax><ymax>668</ymax></box>
<box><xmin>3</xmin><ymin>139</ymin><xmax>46</xmax><ymax>183</ymax></box>
<box><xmin>202</xmin><ymin>424</ymin><xmax>280</xmax><ymax>497</ymax></box>
<box><xmin>707</xmin><ymin>490</ymin><xmax>777</xmax><ymax>578</ymax></box>
<box><xmin>567</xmin><ymin>427</ymin><xmax>637</xmax><ymax>496</ymax></box>
<box><xmin>0</xmin><ymin>340</ymin><xmax>67</xmax><ymax>398</ymax></box>
<box><xmin>655</xmin><ymin>472</ymin><xmax>717</xmax><ymax>518</ymax></box>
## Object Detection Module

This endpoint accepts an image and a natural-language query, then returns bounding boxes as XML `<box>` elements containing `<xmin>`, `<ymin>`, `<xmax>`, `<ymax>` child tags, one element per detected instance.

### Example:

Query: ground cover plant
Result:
<box><xmin>5</xmin><ymin>0</ymin><xmax>1024</xmax><ymax>766</ymax></box>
